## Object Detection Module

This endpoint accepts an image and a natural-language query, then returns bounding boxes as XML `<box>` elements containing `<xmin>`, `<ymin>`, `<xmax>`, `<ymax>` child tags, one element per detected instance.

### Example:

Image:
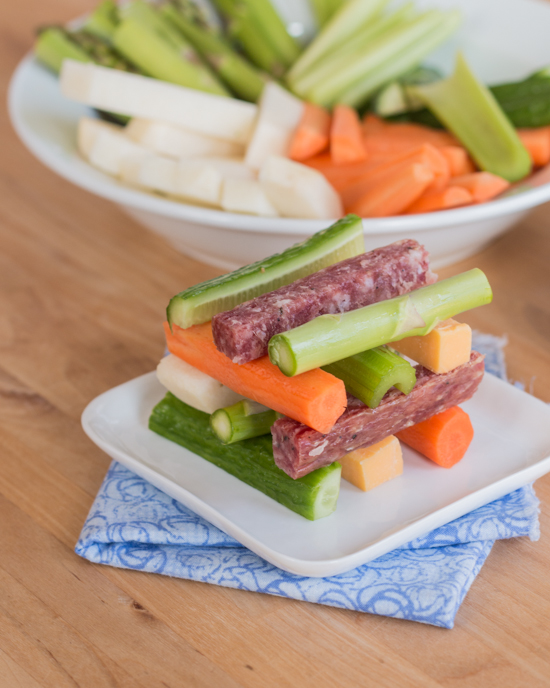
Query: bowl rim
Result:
<box><xmin>9</xmin><ymin>52</ymin><xmax>550</xmax><ymax>237</ymax></box>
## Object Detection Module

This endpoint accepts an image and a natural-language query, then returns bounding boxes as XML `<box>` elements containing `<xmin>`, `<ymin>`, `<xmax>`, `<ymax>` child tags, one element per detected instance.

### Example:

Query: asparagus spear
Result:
<box><xmin>35</xmin><ymin>26</ymin><xmax>133</xmax><ymax>74</ymax></box>
<box><xmin>322</xmin><ymin>346</ymin><xmax>416</xmax><ymax>409</ymax></box>
<box><xmin>409</xmin><ymin>53</ymin><xmax>531</xmax><ymax>182</ymax></box>
<box><xmin>268</xmin><ymin>269</ymin><xmax>492</xmax><ymax>377</ymax></box>
<box><xmin>82</xmin><ymin>0</ymin><xmax>119</xmax><ymax>43</ymax></box>
<box><xmin>210</xmin><ymin>400</ymin><xmax>278</xmax><ymax>443</ymax></box>
<box><xmin>212</xmin><ymin>0</ymin><xmax>300</xmax><ymax>77</ymax></box>
<box><xmin>113</xmin><ymin>1</ymin><xmax>229</xmax><ymax>96</ymax></box>
<box><xmin>161</xmin><ymin>1</ymin><xmax>268</xmax><ymax>101</ymax></box>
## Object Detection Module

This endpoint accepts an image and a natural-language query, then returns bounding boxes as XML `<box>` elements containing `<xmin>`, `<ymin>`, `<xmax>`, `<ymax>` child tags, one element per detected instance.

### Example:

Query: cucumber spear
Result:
<box><xmin>268</xmin><ymin>269</ymin><xmax>492</xmax><ymax>377</ymax></box>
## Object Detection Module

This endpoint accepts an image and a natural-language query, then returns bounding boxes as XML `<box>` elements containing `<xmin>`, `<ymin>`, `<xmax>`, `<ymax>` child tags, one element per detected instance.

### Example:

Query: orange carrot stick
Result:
<box><xmin>405</xmin><ymin>186</ymin><xmax>473</xmax><ymax>214</ymax></box>
<box><xmin>451</xmin><ymin>172</ymin><xmax>510</xmax><ymax>203</ymax></box>
<box><xmin>289</xmin><ymin>103</ymin><xmax>331</xmax><ymax>162</ymax></box>
<box><xmin>517</xmin><ymin>127</ymin><xmax>550</xmax><ymax>167</ymax></box>
<box><xmin>363</xmin><ymin>121</ymin><xmax>459</xmax><ymax>157</ymax></box>
<box><xmin>304</xmin><ymin>152</ymin><xmax>389</xmax><ymax>192</ymax></box>
<box><xmin>164</xmin><ymin>322</ymin><xmax>347</xmax><ymax>434</ymax></box>
<box><xmin>347</xmin><ymin>162</ymin><xmax>434</xmax><ymax>217</ymax></box>
<box><xmin>331</xmin><ymin>105</ymin><xmax>367</xmax><ymax>165</ymax></box>
<box><xmin>341</xmin><ymin>144</ymin><xmax>447</xmax><ymax>209</ymax></box>
<box><xmin>440</xmin><ymin>145</ymin><xmax>477</xmax><ymax>176</ymax></box>
<box><xmin>396</xmin><ymin>406</ymin><xmax>474</xmax><ymax>468</ymax></box>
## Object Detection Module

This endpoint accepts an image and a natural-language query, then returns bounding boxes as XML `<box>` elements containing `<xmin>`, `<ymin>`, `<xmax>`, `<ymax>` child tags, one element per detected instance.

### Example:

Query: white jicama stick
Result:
<box><xmin>121</xmin><ymin>154</ymin><xmax>223</xmax><ymax>206</ymax></box>
<box><xmin>157</xmin><ymin>354</ymin><xmax>245</xmax><ymax>414</ymax></box>
<box><xmin>60</xmin><ymin>60</ymin><xmax>257</xmax><ymax>144</ymax></box>
<box><xmin>81</xmin><ymin>121</ymin><xmax>148</xmax><ymax>176</ymax></box>
<box><xmin>182</xmin><ymin>157</ymin><xmax>256</xmax><ymax>181</ymax></box>
<box><xmin>245</xmin><ymin>82</ymin><xmax>305</xmax><ymax>170</ymax></box>
<box><xmin>77</xmin><ymin>116</ymin><xmax>123</xmax><ymax>158</ymax></box>
<box><xmin>125</xmin><ymin>119</ymin><xmax>245</xmax><ymax>159</ymax></box>
<box><xmin>221</xmin><ymin>178</ymin><xmax>278</xmax><ymax>217</ymax></box>
<box><xmin>259</xmin><ymin>156</ymin><xmax>343</xmax><ymax>219</ymax></box>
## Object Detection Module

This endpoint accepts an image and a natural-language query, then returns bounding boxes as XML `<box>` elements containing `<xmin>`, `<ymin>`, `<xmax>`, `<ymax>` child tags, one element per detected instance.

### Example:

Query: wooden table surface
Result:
<box><xmin>3</xmin><ymin>2</ymin><xmax>550</xmax><ymax>686</ymax></box>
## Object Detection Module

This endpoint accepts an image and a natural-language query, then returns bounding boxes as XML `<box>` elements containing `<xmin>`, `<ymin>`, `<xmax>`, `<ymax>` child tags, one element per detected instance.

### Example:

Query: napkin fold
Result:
<box><xmin>76</xmin><ymin>333</ymin><xmax>540</xmax><ymax>628</ymax></box>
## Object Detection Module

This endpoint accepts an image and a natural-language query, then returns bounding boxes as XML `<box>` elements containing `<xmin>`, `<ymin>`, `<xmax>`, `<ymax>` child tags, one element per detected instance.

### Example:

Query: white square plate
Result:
<box><xmin>82</xmin><ymin>372</ymin><xmax>550</xmax><ymax>577</ymax></box>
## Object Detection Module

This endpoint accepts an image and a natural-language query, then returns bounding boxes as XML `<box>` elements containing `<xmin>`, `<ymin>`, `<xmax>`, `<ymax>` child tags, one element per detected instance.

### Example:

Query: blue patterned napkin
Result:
<box><xmin>76</xmin><ymin>334</ymin><xmax>540</xmax><ymax>628</ymax></box>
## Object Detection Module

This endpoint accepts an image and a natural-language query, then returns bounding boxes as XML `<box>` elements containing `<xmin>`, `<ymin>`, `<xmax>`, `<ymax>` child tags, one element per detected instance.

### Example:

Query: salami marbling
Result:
<box><xmin>272</xmin><ymin>351</ymin><xmax>485</xmax><ymax>479</ymax></box>
<box><xmin>212</xmin><ymin>239</ymin><xmax>436</xmax><ymax>364</ymax></box>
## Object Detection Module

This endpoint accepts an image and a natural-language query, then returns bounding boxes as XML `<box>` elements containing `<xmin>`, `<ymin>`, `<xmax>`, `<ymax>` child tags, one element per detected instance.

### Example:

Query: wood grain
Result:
<box><xmin>2</xmin><ymin>1</ymin><xmax>550</xmax><ymax>686</ymax></box>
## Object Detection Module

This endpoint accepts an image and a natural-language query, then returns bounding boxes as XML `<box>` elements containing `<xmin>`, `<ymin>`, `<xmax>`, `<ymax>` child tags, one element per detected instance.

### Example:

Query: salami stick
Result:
<box><xmin>272</xmin><ymin>351</ymin><xmax>485</xmax><ymax>479</ymax></box>
<box><xmin>212</xmin><ymin>239</ymin><xmax>436</xmax><ymax>364</ymax></box>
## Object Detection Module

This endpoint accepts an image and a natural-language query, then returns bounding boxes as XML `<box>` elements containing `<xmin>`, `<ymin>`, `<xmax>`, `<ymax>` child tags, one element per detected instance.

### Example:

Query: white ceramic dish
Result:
<box><xmin>82</xmin><ymin>370</ymin><xmax>550</xmax><ymax>577</ymax></box>
<box><xmin>8</xmin><ymin>0</ymin><xmax>550</xmax><ymax>271</ymax></box>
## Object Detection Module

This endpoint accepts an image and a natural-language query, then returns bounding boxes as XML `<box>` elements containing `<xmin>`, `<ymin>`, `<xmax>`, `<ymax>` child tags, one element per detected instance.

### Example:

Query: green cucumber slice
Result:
<box><xmin>149</xmin><ymin>393</ymin><xmax>341</xmax><ymax>520</ymax></box>
<box><xmin>167</xmin><ymin>214</ymin><xmax>365</xmax><ymax>329</ymax></box>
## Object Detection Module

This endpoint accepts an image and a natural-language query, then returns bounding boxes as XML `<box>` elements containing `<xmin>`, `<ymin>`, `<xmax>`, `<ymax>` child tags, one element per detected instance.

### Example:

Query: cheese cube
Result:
<box><xmin>390</xmin><ymin>319</ymin><xmax>472</xmax><ymax>374</ymax></box>
<box><xmin>339</xmin><ymin>436</ymin><xmax>403</xmax><ymax>492</ymax></box>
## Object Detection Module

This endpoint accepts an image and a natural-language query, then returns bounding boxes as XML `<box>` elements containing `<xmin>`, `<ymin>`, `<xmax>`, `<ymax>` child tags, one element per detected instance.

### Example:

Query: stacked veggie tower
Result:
<box><xmin>150</xmin><ymin>215</ymin><xmax>492</xmax><ymax>520</ymax></box>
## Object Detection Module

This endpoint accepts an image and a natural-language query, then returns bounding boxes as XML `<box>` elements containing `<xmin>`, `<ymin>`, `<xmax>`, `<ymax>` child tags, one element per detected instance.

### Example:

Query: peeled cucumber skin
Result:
<box><xmin>149</xmin><ymin>393</ymin><xmax>341</xmax><ymax>520</ymax></box>
<box><xmin>167</xmin><ymin>214</ymin><xmax>365</xmax><ymax>330</ymax></box>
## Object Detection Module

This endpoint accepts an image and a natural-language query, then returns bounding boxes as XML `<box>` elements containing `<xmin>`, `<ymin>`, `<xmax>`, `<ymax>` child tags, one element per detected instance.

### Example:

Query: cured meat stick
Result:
<box><xmin>212</xmin><ymin>239</ymin><xmax>437</xmax><ymax>364</ymax></box>
<box><xmin>272</xmin><ymin>351</ymin><xmax>484</xmax><ymax>479</ymax></box>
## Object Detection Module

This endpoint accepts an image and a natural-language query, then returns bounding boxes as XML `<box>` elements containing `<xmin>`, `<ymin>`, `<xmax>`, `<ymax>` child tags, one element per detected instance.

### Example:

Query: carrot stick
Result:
<box><xmin>450</xmin><ymin>172</ymin><xmax>510</xmax><ymax>203</ymax></box>
<box><xmin>362</xmin><ymin>113</ymin><xmax>387</xmax><ymax>136</ymax></box>
<box><xmin>347</xmin><ymin>162</ymin><xmax>434</xmax><ymax>217</ymax></box>
<box><xmin>341</xmin><ymin>144</ymin><xmax>447</xmax><ymax>209</ymax></box>
<box><xmin>396</xmin><ymin>406</ymin><xmax>474</xmax><ymax>468</ymax></box>
<box><xmin>363</xmin><ymin>121</ymin><xmax>459</xmax><ymax>157</ymax></box>
<box><xmin>331</xmin><ymin>105</ymin><xmax>367</xmax><ymax>165</ymax></box>
<box><xmin>289</xmin><ymin>103</ymin><xmax>331</xmax><ymax>162</ymax></box>
<box><xmin>440</xmin><ymin>145</ymin><xmax>477</xmax><ymax>176</ymax></box>
<box><xmin>304</xmin><ymin>152</ymin><xmax>388</xmax><ymax>192</ymax></box>
<box><xmin>164</xmin><ymin>322</ymin><xmax>347</xmax><ymax>434</ymax></box>
<box><xmin>405</xmin><ymin>186</ymin><xmax>473</xmax><ymax>214</ymax></box>
<box><xmin>517</xmin><ymin>127</ymin><xmax>550</xmax><ymax>168</ymax></box>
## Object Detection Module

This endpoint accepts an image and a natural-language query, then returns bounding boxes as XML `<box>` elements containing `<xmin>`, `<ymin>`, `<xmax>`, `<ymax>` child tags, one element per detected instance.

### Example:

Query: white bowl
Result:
<box><xmin>8</xmin><ymin>0</ymin><xmax>550</xmax><ymax>270</ymax></box>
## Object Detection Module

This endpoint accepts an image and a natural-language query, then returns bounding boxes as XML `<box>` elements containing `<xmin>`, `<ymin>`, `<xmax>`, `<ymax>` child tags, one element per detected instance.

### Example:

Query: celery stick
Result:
<box><xmin>323</xmin><ymin>346</ymin><xmax>416</xmax><ymax>409</ymax></box>
<box><xmin>338</xmin><ymin>12</ymin><xmax>460</xmax><ymax>107</ymax></box>
<box><xmin>409</xmin><ymin>53</ymin><xmax>531</xmax><ymax>182</ymax></box>
<box><xmin>113</xmin><ymin>17</ymin><xmax>229</xmax><ymax>96</ymax></box>
<box><xmin>289</xmin><ymin>4</ymin><xmax>414</xmax><ymax>96</ymax></box>
<box><xmin>307</xmin><ymin>10</ymin><xmax>447</xmax><ymax>107</ymax></box>
<box><xmin>268</xmin><ymin>269</ymin><xmax>492</xmax><ymax>377</ymax></box>
<box><xmin>210</xmin><ymin>400</ymin><xmax>278</xmax><ymax>443</ymax></box>
<box><xmin>150</xmin><ymin>393</ymin><xmax>341</xmax><ymax>520</ymax></box>
<box><xmin>287</xmin><ymin>0</ymin><xmax>389</xmax><ymax>83</ymax></box>
<box><xmin>167</xmin><ymin>214</ymin><xmax>364</xmax><ymax>329</ymax></box>
<box><xmin>237</xmin><ymin>0</ymin><xmax>301</xmax><ymax>68</ymax></box>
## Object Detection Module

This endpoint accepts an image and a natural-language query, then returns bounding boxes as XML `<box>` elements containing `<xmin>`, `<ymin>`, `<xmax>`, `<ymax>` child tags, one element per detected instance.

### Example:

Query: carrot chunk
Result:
<box><xmin>289</xmin><ymin>103</ymin><xmax>331</xmax><ymax>162</ymax></box>
<box><xmin>397</xmin><ymin>406</ymin><xmax>474</xmax><ymax>468</ymax></box>
<box><xmin>164</xmin><ymin>322</ymin><xmax>347</xmax><ymax>434</ymax></box>
<box><xmin>347</xmin><ymin>162</ymin><xmax>434</xmax><ymax>217</ymax></box>
<box><xmin>406</xmin><ymin>186</ymin><xmax>473</xmax><ymax>214</ymax></box>
<box><xmin>331</xmin><ymin>105</ymin><xmax>367</xmax><ymax>165</ymax></box>
<box><xmin>451</xmin><ymin>172</ymin><xmax>510</xmax><ymax>203</ymax></box>
<box><xmin>518</xmin><ymin>127</ymin><xmax>550</xmax><ymax>167</ymax></box>
<box><xmin>440</xmin><ymin>145</ymin><xmax>477</xmax><ymax>176</ymax></box>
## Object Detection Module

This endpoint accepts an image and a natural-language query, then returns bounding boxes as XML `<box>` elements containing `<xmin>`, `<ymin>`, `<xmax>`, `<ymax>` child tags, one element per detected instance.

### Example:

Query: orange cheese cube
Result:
<box><xmin>339</xmin><ymin>435</ymin><xmax>403</xmax><ymax>492</ymax></box>
<box><xmin>390</xmin><ymin>318</ymin><xmax>472</xmax><ymax>374</ymax></box>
